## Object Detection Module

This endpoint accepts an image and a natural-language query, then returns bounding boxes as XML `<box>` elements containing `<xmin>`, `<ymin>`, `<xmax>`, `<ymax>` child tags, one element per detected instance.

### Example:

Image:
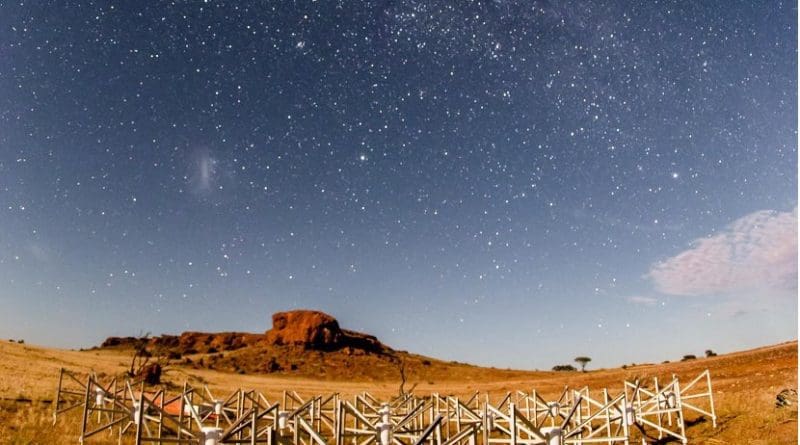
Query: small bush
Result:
<box><xmin>552</xmin><ymin>364</ymin><xmax>577</xmax><ymax>372</ymax></box>
<box><xmin>266</xmin><ymin>357</ymin><xmax>281</xmax><ymax>372</ymax></box>
<box><xmin>681</xmin><ymin>354</ymin><xmax>696</xmax><ymax>361</ymax></box>
<box><xmin>421</xmin><ymin>359</ymin><xmax>431</xmax><ymax>366</ymax></box>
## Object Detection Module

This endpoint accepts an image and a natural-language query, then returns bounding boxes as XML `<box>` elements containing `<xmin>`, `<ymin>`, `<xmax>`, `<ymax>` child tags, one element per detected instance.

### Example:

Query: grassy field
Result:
<box><xmin>0</xmin><ymin>339</ymin><xmax>796</xmax><ymax>444</ymax></box>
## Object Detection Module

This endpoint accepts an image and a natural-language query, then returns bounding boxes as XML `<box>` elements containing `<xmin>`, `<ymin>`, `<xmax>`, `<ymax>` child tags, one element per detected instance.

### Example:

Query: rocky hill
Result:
<box><xmin>99</xmin><ymin>309</ymin><xmax>449</xmax><ymax>380</ymax></box>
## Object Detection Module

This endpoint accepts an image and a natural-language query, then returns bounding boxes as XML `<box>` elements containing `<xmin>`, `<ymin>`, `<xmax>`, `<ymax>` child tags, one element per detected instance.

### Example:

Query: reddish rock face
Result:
<box><xmin>265</xmin><ymin>310</ymin><xmax>343</xmax><ymax>349</ymax></box>
<box><xmin>100</xmin><ymin>332</ymin><xmax>261</xmax><ymax>354</ymax></box>
<box><xmin>98</xmin><ymin>308</ymin><xmax>391</xmax><ymax>378</ymax></box>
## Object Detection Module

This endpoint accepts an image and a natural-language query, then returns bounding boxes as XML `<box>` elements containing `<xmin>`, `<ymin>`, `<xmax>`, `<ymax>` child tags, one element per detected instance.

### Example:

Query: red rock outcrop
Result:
<box><xmin>263</xmin><ymin>310</ymin><xmax>388</xmax><ymax>353</ymax></box>
<box><xmin>98</xmin><ymin>309</ymin><xmax>392</xmax><ymax>377</ymax></box>
<box><xmin>100</xmin><ymin>332</ymin><xmax>262</xmax><ymax>354</ymax></box>
<box><xmin>265</xmin><ymin>310</ymin><xmax>343</xmax><ymax>349</ymax></box>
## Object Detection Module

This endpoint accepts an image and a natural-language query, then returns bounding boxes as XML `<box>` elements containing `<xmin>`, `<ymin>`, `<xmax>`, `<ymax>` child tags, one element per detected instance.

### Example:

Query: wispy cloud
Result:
<box><xmin>626</xmin><ymin>296</ymin><xmax>658</xmax><ymax>306</ymax></box>
<box><xmin>648</xmin><ymin>208</ymin><xmax>797</xmax><ymax>297</ymax></box>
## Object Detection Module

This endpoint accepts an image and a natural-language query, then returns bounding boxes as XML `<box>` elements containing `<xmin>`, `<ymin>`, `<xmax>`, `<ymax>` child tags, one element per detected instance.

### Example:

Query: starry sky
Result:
<box><xmin>0</xmin><ymin>1</ymin><xmax>796</xmax><ymax>370</ymax></box>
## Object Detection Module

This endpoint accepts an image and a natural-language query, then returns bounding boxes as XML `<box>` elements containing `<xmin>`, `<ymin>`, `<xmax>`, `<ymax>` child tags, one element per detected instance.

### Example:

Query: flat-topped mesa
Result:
<box><xmin>265</xmin><ymin>310</ymin><xmax>387</xmax><ymax>353</ymax></box>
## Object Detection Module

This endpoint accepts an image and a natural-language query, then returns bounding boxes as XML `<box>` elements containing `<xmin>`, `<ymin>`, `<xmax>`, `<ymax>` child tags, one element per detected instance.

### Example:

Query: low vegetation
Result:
<box><xmin>552</xmin><ymin>364</ymin><xmax>577</xmax><ymax>371</ymax></box>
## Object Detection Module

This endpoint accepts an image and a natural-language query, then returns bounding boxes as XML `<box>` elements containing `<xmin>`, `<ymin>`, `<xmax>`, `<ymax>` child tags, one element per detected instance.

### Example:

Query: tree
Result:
<box><xmin>574</xmin><ymin>356</ymin><xmax>592</xmax><ymax>372</ymax></box>
<box><xmin>394</xmin><ymin>356</ymin><xmax>418</xmax><ymax>396</ymax></box>
<box><xmin>127</xmin><ymin>333</ymin><xmax>172</xmax><ymax>385</ymax></box>
<box><xmin>705</xmin><ymin>349</ymin><xmax>717</xmax><ymax>358</ymax></box>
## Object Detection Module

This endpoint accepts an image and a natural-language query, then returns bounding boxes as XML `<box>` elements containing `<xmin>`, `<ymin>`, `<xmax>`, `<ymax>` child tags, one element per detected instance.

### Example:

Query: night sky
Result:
<box><xmin>0</xmin><ymin>1</ymin><xmax>796</xmax><ymax>369</ymax></box>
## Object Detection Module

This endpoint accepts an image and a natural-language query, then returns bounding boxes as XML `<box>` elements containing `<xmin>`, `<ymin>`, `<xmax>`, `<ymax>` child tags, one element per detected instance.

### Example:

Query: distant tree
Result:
<box><xmin>681</xmin><ymin>354</ymin><xmax>696</xmax><ymax>361</ymax></box>
<box><xmin>704</xmin><ymin>349</ymin><xmax>717</xmax><ymax>358</ymax></box>
<box><xmin>552</xmin><ymin>364</ymin><xmax>577</xmax><ymax>372</ymax></box>
<box><xmin>394</xmin><ymin>356</ymin><xmax>418</xmax><ymax>396</ymax></box>
<box><xmin>574</xmin><ymin>356</ymin><xmax>592</xmax><ymax>372</ymax></box>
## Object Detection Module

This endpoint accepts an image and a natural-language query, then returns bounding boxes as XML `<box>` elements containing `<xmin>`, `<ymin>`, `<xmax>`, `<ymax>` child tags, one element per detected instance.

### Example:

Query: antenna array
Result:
<box><xmin>53</xmin><ymin>368</ymin><xmax>716</xmax><ymax>444</ymax></box>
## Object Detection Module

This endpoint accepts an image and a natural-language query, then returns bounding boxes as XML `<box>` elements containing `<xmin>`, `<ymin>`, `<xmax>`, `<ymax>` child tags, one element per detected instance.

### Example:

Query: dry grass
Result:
<box><xmin>0</xmin><ymin>339</ymin><xmax>795</xmax><ymax>444</ymax></box>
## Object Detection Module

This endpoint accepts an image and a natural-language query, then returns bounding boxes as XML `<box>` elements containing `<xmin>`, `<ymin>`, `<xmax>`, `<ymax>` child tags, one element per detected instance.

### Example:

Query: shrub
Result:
<box><xmin>681</xmin><ymin>354</ymin><xmax>696</xmax><ymax>361</ymax></box>
<box><xmin>141</xmin><ymin>363</ymin><xmax>162</xmax><ymax>385</ymax></box>
<box><xmin>552</xmin><ymin>364</ymin><xmax>577</xmax><ymax>372</ymax></box>
<box><xmin>266</xmin><ymin>357</ymin><xmax>281</xmax><ymax>372</ymax></box>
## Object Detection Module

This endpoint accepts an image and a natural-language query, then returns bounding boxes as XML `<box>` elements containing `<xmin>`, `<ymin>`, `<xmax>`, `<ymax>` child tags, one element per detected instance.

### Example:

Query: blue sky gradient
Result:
<box><xmin>0</xmin><ymin>1</ymin><xmax>796</xmax><ymax>369</ymax></box>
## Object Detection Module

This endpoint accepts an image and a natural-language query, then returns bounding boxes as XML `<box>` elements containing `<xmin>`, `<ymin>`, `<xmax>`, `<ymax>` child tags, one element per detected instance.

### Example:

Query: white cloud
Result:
<box><xmin>626</xmin><ymin>296</ymin><xmax>658</xmax><ymax>306</ymax></box>
<box><xmin>648</xmin><ymin>208</ymin><xmax>797</xmax><ymax>297</ymax></box>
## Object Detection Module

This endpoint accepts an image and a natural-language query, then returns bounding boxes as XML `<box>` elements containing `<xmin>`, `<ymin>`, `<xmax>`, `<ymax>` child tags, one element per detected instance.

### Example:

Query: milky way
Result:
<box><xmin>0</xmin><ymin>1</ymin><xmax>795</xmax><ymax>368</ymax></box>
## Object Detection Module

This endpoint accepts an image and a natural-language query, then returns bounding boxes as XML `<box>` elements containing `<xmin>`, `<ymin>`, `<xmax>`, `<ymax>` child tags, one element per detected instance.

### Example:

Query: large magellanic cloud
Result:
<box><xmin>648</xmin><ymin>208</ymin><xmax>797</xmax><ymax>297</ymax></box>
<box><xmin>187</xmin><ymin>148</ymin><xmax>219</xmax><ymax>195</ymax></box>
